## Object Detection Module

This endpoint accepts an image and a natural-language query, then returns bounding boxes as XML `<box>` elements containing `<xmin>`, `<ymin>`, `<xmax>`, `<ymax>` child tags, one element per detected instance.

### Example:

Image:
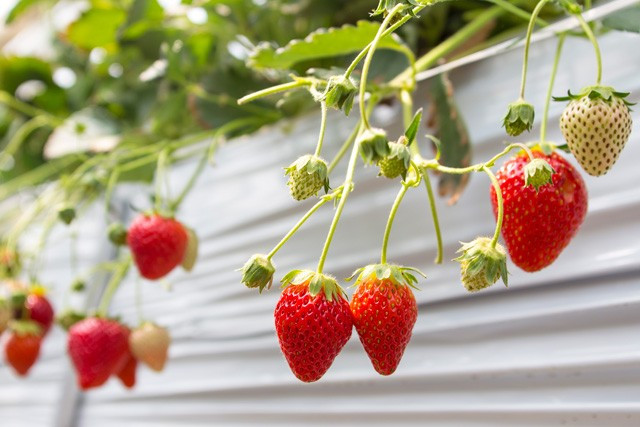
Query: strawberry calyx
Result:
<box><xmin>358</xmin><ymin>128</ymin><xmax>390</xmax><ymax>165</ymax></box>
<box><xmin>523</xmin><ymin>158</ymin><xmax>555</xmax><ymax>191</ymax></box>
<box><xmin>240</xmin><ymin>254</ymin><xmax>276</xmax><ymax>292</ymax></box>
<box><xmin>502</xmin><ymin>99</ymin><xmax>535</xmax><ymax>137</ymax></box>
<box><xmin>8</xmin><ymin>319</ymin><xmax>42</xmax><ymax>336</ymax></box>
<box><xmin>347</xmin><ymin>263</ymin><xmax>425</xmax><ymax>290</ymax></box>
<box><xmin>553</xmin><ymin>85</ymin><xmax>635</xmax><ymax>107</ymax></box>
<box><xmin>280</xmin><ymin>269</ymin><xmax>345</xmax><ymax>302</ymax></box>
<box><xmin>454</xmin><ymin>237</ymin><xmax>509</xmax><ymax>292</ymax></box>
<box><xmin>317</xmin><ymin>75</ymin><xmax>357</xmax><ymax>115</ymax></box>
<box><xmin>56</xmin><ymin>309</ymin><xmax>87</xmax><ymax>331</ymax></box>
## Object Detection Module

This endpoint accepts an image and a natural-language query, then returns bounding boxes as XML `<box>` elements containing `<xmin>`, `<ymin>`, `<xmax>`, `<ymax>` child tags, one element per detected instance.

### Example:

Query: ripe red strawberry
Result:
<box><xmin>25</xmin><ymin>290</ymin><xmax>54</xmax><ymax>335</ymax></box>
<box><xmin>68</xmin><ymin>317</ymin><xmax>129</xmax><ymax>390</ymax></box>
<box><xmin>349</xmin><ymin>264</ymin><xmax>421</xmax><ymax>375</ymax></box>
<box><xmin>491</xmin><ymin>150</ymin><xmax>588</xmax><ymax>272</ymax></box>
<box><xmin>127</xmin><ymin>214</ymin><xmax>189</xmax><ymax>280</ymax></box>
<box><xmin>4</xmin><ymin>321</ymin><xmax>42</xmax><ymax>376</ymax></box>
<box><xmin>115</xmin><ymin>351</ymin><xmax>137</xmax><ymax>389</ymax></box>
<box><xmin>274</xmin><ymin>270</ymin><xmax>353</xmax><ymax>382</ymax></box>
<box><xmin>129</xmin><ymin>322</ymin><xmax>170</xmax><ymax>372</ymax></box>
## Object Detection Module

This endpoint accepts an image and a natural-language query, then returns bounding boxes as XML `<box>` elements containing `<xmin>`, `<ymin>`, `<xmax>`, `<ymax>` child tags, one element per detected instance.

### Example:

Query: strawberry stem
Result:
<box><xmin>267</xmin><ymin>194</ymin><xmax>332</xmax><ymax>260</ymax></box>
<box><xmin>328</xmin><ymin>120</ymin><xmax>361</xmax><ymax>174</ymax></box>
<box><xmin>540</xmin><ymin>33</ymin><xmax>566</xmax><ymax>146</ymax></box>
<box><xmin>314</xmin><ymin>103</ymin><xmax>328</xmax><ymax>158</ymax></box>
<box><xmin>97</xmin><ymin>255</ymin><xmax>131</xmax><ymax>317</ymax></box>
<box><xmin>381</xmin><ymin>184</ymin><xmax>409</xmax><ymax>265</ymax></box>
<box><xmin>237</xmin><ymin>80</ymin><xmax>311</xmax><ymax>105</ymax></box>
<box><xmin>359</xmin><ymin>4</ymin><xmax>404</xmax><ymax>130</ymax></box>
<box><xmin>518</xmin><ymin>0</ymin><xmax>549</xmax><ymax>100</ymax></box>
<box><xmin>154</xmin><ymin>147</ymin><xmax>171</xmax><ymax>214</ymax></box>
<box><xmin>483</xmin><ymin>166</ymin><xmax>504</xmax><ymax>249</ymax></box>
<box><xmin>574</xmin><ymin>12</ymin><xmax>602</xmax><ymax>86</ymax></box>
<box><xmin>316</xmin><ymin>125</ymin><xmax>363</xmax><ymax>274</ymax></box>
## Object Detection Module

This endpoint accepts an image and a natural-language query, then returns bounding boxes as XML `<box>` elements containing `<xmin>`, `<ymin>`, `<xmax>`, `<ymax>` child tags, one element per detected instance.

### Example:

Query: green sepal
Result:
<box><xmin>71</xmin><ymin>279</ymin><xmax>86</xmax><ymax>293</ymax></box>
<box><xmin>58</xmin><ymin>204</ymin><xmax>76</xmax><ymax>225</ymax></box>
<box><xmin>502</xmin><ymin>100</ymin><xmax>535</xmax><ymax>137</ymax></box>
<box><xmin>284</xmin><ymin>154</ymin><xmax>330</xmax><ymax>194</ymax></box>
<box><xmin>317</xmin><ymin>75</ymin><xmax>357</xmax><ymax>115</ymax></box>
<box><xmin>347</xmin><ymin>263</ymin><xmax>425</xmax><ymax>291</ymax></box>
<box><xmin>358</xmin><ymin>128</ymin><xmax>390</xmax><ymax>165</ymax></box>
<box><xmin>107</xmin><ymin>222</ymin><xmax>128</xmax><ymax>246</ymax></box>
<box><xmin>280</xmin><ymin>269</ymin><xmax>345</xmax><ymax>302</ymax></box>
<box><xmin>0</xmin><ymin>244</ymin><xmax>21</xmax><ymax>279</ymax></box>
<box><xmin>372</xmin><ymin>0</ymin><xmax>430</xmax><ymax>17</ymax></box>
<box><xmin>553</xmin><ymin>85</ymin><xmax>636</xmax><ymax>107</ymax></box>
<box><xmin>8</xmin><ymin>319</ymin><xmax>42</xmax><ymax>336</ymax></box>
<box><xmin>454</xmin><ymin>237</ymin><xmax>509</xmax><ymax>292</ymax></box>
<box><xmin>552</xmin><ymin>0</ymin><xmax>582</xmax><ymax>15</ymax></box>
<box><xmin>523</xmin><ymin>158</ymin><xmax>555</xmax><ymax>191</ymax></box>
<box><xmin>240</xmin><ymin>254</ymin><xmax>275</xmax><ymax>293</ymax></box>
<box><xmin>56</xmin><ymin>309</ymin><xmax>86</xmax><ymax>331</ymax></box>
<box><xmin>404</xmin><ymin>108</ymin><xmax>423</xmax><ymax>144</ymax></box>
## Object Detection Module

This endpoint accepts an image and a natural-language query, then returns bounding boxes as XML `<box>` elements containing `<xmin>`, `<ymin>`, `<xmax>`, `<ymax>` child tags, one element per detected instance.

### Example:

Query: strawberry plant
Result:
<box><xmin>0</xmin><ymin>0</ymin><xmax>636</xmax><ymax>386</ymax></box>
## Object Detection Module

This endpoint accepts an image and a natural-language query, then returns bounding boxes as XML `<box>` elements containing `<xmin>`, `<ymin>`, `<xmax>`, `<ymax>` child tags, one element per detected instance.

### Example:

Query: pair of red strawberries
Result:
<box><xmin>274</xmin><ymin>149</ymin><xmax>588</xmax><ymax>382</ymax></box>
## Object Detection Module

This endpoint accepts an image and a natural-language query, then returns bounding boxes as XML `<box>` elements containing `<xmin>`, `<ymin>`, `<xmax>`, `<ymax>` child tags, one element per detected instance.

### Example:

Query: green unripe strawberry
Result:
<box><xmin>378</xmin><ymin>138</ymin><xmax>411</xmax><ymax>180</ymax></box>
<box><xmin>455</xmin><ymin>237</ymin><xmax>509</xmax><ymax>292</ymax></box>
<box><xmin>285</xmin><ymin>155</ymin><xmax>329</xmax><ymax>201</ymax></box>
<box><xmin>240</xmin><ymin>254</ymin><xmax>275</xmax><ymax>292</ymax></box>
<box><xmin>358</xmin><ymin>128</ymin><xmax>390</xmax><ymax>165</ymax></box>
<box><xmin>557</xmin><ymin>86</ymin><xmax>633</xmax><ymax>176</ymax></box>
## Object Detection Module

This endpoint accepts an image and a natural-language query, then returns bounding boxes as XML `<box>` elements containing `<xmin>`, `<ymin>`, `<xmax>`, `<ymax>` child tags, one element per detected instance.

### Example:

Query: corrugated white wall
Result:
<box><xmin>1</xmin><ymin>30</ymin><xmax>639</xmax><ymax>427</ymax></box>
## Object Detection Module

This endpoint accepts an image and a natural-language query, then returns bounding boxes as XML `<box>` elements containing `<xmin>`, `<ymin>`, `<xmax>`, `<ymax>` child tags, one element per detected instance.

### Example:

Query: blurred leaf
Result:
<box><xmin>67</xmin><ymin>8</ymin><xmax>127</xmax><ymax>50</ymax></box>
<box><xmin>0</xmin><ymin>57</ymin><xmax>53</xmax><ymax>92</ymax></box>
<box><xmin>427</xmin><ymin>72</ymin><xmax>471</xmax><ymax>206</ymax></box>
<box><xmin>249</xmin><ymin>20</ymin><xmax>412</xmax><ymax>70</ymax></box>
<box><xmin>602</xmin><ymin>6</ymin><xmax>640</xmax><ymax>33</ymax></box>
<box><xmin>120</xmin><ymin>0</ymin><xmax>164</xmax><ymax>40</ymax></box>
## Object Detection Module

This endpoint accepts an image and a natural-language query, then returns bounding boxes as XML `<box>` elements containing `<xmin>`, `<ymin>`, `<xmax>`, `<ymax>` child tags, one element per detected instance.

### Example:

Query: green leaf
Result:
<box><xmin>67</xmin><ymin>8</ymin><xmax>127</xmax><ymax>50</ymax></box>
<box><xmin>428</xmin><ymin>72</ymin><xmax>471</xmax><ymax>205</ymax></box>
<box><xmin>404</xmin><ymin>108</ymin><xmax>423</xmax><ymax>144</ymax></box>
<box><xmin>602</xmin><ymin>6</ymin><xmax>640</xmax><ymax>33</ymax></box>
<box><xmin>249</xmin><ymin>20</ymin><xmax>412</xmax><ymax>70</ymax></box>
<box><xmin>5</xmin><ymin>0</ymin><xmax>53</xmax><ymax>24</ymax></box>
<box><xmin>120</xmin><ymin>0</ymin><xmax>164</xmax><ymax>39</ymax></box>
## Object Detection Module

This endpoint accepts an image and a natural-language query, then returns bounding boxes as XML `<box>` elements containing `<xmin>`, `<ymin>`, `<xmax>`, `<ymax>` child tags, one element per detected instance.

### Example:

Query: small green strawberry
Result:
<box><xmin>378</xmin><ymin>136</ymin><xmax>411</xmax><ymax>180</ymax></box>
<box><xmin>58</xmin><ymin>204</ymin><xmax>76</xmax><ymax>225</ymax></box>
<box><xmin>454</xmin><ymin>237</ymin><xmax>509</xmax><ymax>292</ymax></box>
<box><xmin>285</xmin><ymin>154</ymin><xmax>329</xmax><ymax>201</ymax></box>
<box><xmin>319</xmin><ymin>75</ymin><xmax>357</xmax><ymax>115</ymax></box>
<box><xmin>503</xmin><ymin>100</ymin><xmax>535</xmax><ymax>137</ymax></box>
<box><xmin>556</xmin><ymin>86</ymin><xmax>633</xmax><ymax>176</ymax></box>
<box><xmin>240</xmin><ymin>254</ymin><xmax>275</xmax><ymax>292</ymax></box>
<box><xmin>108</xmin><ymin>222</ymin><xmax>128</xmax><ymax>246</ymax></box>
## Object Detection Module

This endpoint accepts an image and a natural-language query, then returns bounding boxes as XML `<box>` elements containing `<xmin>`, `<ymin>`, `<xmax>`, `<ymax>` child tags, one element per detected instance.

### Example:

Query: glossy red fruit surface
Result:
<box><xmin>274</xmin><ymin>283</ymin><xmax>353</xmax><ymax>383</ymax></box>
<box><xmin>5</xmin><ymin>332</ymin><xmax>42</xmax><ymax>376</ymax></box>
<box><xmin>350</xmin><ymin>279</ymin><xmax>417</xmax><ymax>375</ymax></box>
<box><xmin>127</xmin><ymin>214</ymin><xmax>188</xmax><ymax>280</ymax></box>
<box><xmin>68</xmin><ymin>318</ymin><xmax>129</xmax><ymax>390</ymax></box>
<box><xmin>26</xmin><ymin>294</ymin><xmax>54</xmax><ymax>334</ymax></box>
<box><xmin>491</xmin><ymin>150</ymin><xmax>588</xmax><ymax>272</ymax></box>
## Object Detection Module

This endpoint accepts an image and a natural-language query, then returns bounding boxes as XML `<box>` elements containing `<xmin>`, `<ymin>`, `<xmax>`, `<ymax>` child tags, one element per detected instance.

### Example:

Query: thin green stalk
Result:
<box><xmin>519</xmin><ymin>0</ymin><xmax>550</xmax><ymax>99</ymax></box>
<box><xmin>97</xmin><ymin>256</ymin><xmax>131</xmax><ymax>316</ymax></box>
<box><xmin>424</xmin><ymin>142</ymin><xmax>533</xmax><ymax>175</ymax></box>
<box><xmin>0</xmin><ymin>91</ymin><xmax>62</xmax><ymax>124</ymax></box>
<box><xmin>328</xmin><ymin>121</ymin><xmax>360</xmax><ymax>174</ymax></box>
<box><xmin>391</xmin><ymin>6</ymin><xmax>504</xmax><ymax>88</ymax></box>
<box><xmin>316</xmin><ymin>127</ymin><xmax>362</xmax><ymax>274</ymax></box>
<box><xmin>344</xmin><ymin>4</ymin><xmax>428</xmax><ymax>79</ymax></box>
<box><xmin>267</xmin><ymin>195</ymin><xmax>332</xmax><ymax>260</ymax></box>
<box><xmin>540</xmin><ymin>33</ymin><xmax>566</xmax><ymax>145</ymax></box>
<box><xmin>237</xmin><ymin>80</ymin><xmax>310</xmax><ymax>105</ymax></box>
<box><xmin>154</xmin><ymin>147</ymin><xmax>170</xmax><ymax>213</ymax></box>
<box><xmin>421</xmin><ymin>170</ymin><xmax>443</xmax><ymax>264</ymax></box>
<box><xmin>483</xmin><ymin>166</ymin><xmax>503</xmax><ymax>248</ymax></box>
<box><xmin>314</xmin><ymin>103</ymin><xmax>328</xmax><ymax>157</ymax></box>
<box><xmin>2</xmin><ymin>116</ymin><xmax>53</xmax><ymax>158</ymax></box>
<box><xmin>575</xmin><ymin>13</ymin><xmax>602</xmax><ymax>85</ymax></box>
<box><xmin>359</xmin><ymin>4</ymin><xmax>404</xmax><ymax>130</ymax></box>
<box><xmin>381</xmin><ymin>184</ymin><xmax>409</xmax><ymax>264</ymax></box>
<box><xmin>487</xmin><ymin>0</ymin><xmax>549</xmax><ymax>26</ymax></box>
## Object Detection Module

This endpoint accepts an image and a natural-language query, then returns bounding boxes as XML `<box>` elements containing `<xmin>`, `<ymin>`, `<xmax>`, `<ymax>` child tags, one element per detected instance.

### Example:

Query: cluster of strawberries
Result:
<box><xmin>1</xmin><ymin>213</ymin><xmax>193</xmax><ymax>390</ymax></box>
<box><xmin>0</xmin><ymin>285</ymin><xmax>54</xmax><ymax>376</ymax></box>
